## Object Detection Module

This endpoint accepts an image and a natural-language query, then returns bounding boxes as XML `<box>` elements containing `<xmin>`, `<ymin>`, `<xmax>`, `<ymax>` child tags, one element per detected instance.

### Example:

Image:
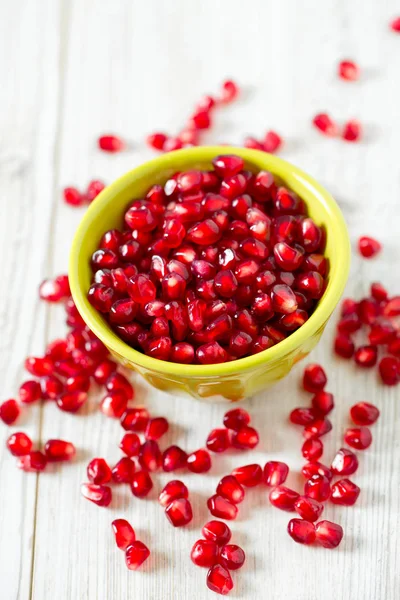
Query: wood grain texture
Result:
<box><xmin>1</xmin><ymin>0</ymin><xmax>399</xmax><ymax>598</ymax></box>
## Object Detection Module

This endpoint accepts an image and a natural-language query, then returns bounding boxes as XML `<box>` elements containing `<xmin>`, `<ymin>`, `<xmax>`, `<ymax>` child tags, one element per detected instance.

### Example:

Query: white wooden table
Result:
<box><xmin>1</xmin><ymin>1</ymin><xmax>399</xmax><ymax>598</ymax></box>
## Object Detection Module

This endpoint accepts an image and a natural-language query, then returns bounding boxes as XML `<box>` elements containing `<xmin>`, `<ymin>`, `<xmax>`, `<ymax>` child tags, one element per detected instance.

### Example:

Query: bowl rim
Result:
<box><xmin>69</xmin><ymin>146</ymin><xmax>350</xmax><ymax>377</ymax></box>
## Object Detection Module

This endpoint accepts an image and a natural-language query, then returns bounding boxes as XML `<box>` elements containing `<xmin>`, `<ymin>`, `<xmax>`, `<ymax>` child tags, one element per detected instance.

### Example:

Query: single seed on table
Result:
<box><xmin>223</xmin><ymin>408</ymin><xmax>250</xmax><ymax>431</ymax></box>
<box><xmin>98</xmin><ymin>134</ymin><xmax>125</xmax><ymax>153</ymax></box>
<box><xmin>87</xmin><ymin>458</ymin><xmax>112</xmax><ymax>484</ymax></box>
<box><xmin>338</xmin><ymin>60</ymin><xmax>360</xmax><ymax>81</ymax></box>
<box><xmin>139</xmin><ymin>440</ymin><xmax>162</xmax><ymax>472</ymax></box>
<box><xmin>125</xmin><ymin>541</ymin><xmax>150</xmax><ymax>570</ymax></box>
<box><xmin>378</xmin><ymin>356</ymin><xmax>400</xmax><ymax>386</ymax></box>
<box><xmin>311</xmin><ymin>391</ymin><xmax>334</xmax><ymax>415</ymax></box>
<box><xmin>7</xmin><ymin>432</ymin><xmax>33</xmax><ymax>457</ymax></box>
<box><xmin>81</xmin><ymin>483</ymin><xmax>112</xmax><ymax>507</ymax></box>
<box><xmin>315</xmin><ymin>520</ymin><xmax>343</xmax><ymax>548</ymax></box>
<box><xmin>187</xmin><ymin>448</ymin><xmax>212</xmax><ymax>473</ymax></box>
<box><xmin>219</xmin><ymin>544</ymin><xmax>246</xmax><ymax>570</ymax></box>
<box><xmin>206</xmin><ymin>564</ymin><xmax>234</xmax><ymax>595</ymax></box>
<box><xmin>18</xmin><ymin>380</ymin><xmax>42</xmax><ymax>404</ymax></box>
<box><xmin>159</xmin><ymin>480</ymin><xmax>189</xmax><ymax>507</ymax></box>
<box><xmin>232</xmin><ymin>463</ymin><xmax>263</xmax><ymax>487</ymax></box>
<box><xmin>354</xmin><ymin>345</ymin><xmax>378</xmax><ymax>368</ymax></box>
<box><xmin>112</xmin><ymin>519</ymin><xmax>136</xmax><ymax>550</ymax></box>
<box><xmin>342</xmin><ymin>119</ymin><xmax>362</xmax><ymax>142</ymax></box>
<box><xmin>0</xmin><ymin>399</ymin><xmax>20</xmax><ymax>425</ymax></box>
<box><xmin>130</xmin><ymin>470</ymin><xmax>153</xmax><ymax>497</ymax></box>
<box><xmin>350</xmin><ymin>402</ymin><xmax>380</xmax><ymax>426</ymax></box>
<box><xmin>289</xmin><ymin>407</ymin><xmax>316</xmax><ymax>426</ymax></box>
<box><xmin>303</xmin><ymin>418</ymin><xmax>332</xmax><ymax>440</ymax></box>
<box><xmin>120</xmin><ymin>407</ymin><xmax>150</xmax><ymax>432</ymax></box>
<box><xmin>231</xmin><ymin>426</ymin><xmax>259</xmax><ymax>449</ymax></box>
<box><xmin>217</xmin><ymin>475</ymin><xmax>245</xmax><ymax>504</ymax></box>
<box><xmin>303</xmin><ymin>363</ymin><xmax>327</xmax><ymax>393</ymax></box>
<box><xmin>358</xmin><ymin>236</ymin><xmax>382</xmax><ymax>258</ymax></box>
<box><xmin>165</xmin><ymin>497</ymin><xmax>193</xmax><ymax>527</ymax></box>
<box><xmin>331</xmin><ymin>448</ymin><xmax>359</xmax><ymax>476</ymax></box>
<box><xmin>112</xmin><ymin>457</ymin><xmax>136</xmax><ymax>483</ymax></box>
<box><xmin>263</xmin><ymin>461</ymin><xmax>289</xmax><ymax>486</ymax></box>
<box><xmin>162</xmin><ymin>445</ymin><xmax>188</xmax><ymax>471</ymax></box>
<box><xmin>269</xmin><ymin>486</ymin><xmax>299</xmax><ymax>511</ymax></box>
<box><xmin>344</xmin><ymin>427</ymin><xmax>372</xmax><ymax>450</ymax></box>
<box><xmin>63</xmin><ymin>186</ymin><xmax>84</xmax><ymax>206</ymax></box>
<box><xmin>294</xmin><ymin>496</ymin><xmax>324</xmax><ymax>522</ymax></box>
<box><xmin>330</xmin><ymin>479</ymin><xmax>361</xmax><ymax>506</ymax></box>
<box><xmin>207</xmin><ymin>494</ymin><xmax>238</xmax><ymax>520</ymax></box>
<box><xmin>100</xmin><ymin>391</ymin><xmax>128</xmax><ymax>418</ymax></box>
<box><xmin>302</xmin><ymin>462</ymin><xmax>333</xmax><ymax>481</ymax></box>
<box><xmin>44</xmin><ymin>439</ymin><xmax>76</xmax><ymax>461</ymax></box>
<box><xmin>206</xmin><ymin>428</ymin><xmax>231</xmax><ymax>453</ymax></box>
<box><xmin>287</xmin><ymin>519</ymin><xmax>316</xmax><ymax>545</ymax></box>
<box><xmin>119</xmin><ymin>432</ymin><xmax>141</xmax><ymax>457</ymax></box>
<box><xmin>191</xmin><ymin>539</ymin><xmax>219</xmax><ymax>568</ymax></box>
<box><xmin>145</xmin><ymin>417</ymin><xmax>169</xmax><ymax>441</ymax></box>
<box><xmin>312</xmin><ymin>113</ymin><xmax>338</xmax><ymax>136</ymax></box>
<box><xmin>302</xmin><ymin>438</ymin><xmax>323</xmax><ymax>461</ymax></box>
<box><xmin>263</xmin><ymin>130</ymin><xmax>282</xmax><ymax>153</ymax></box>
<box><xmin>334</xmin><ymin>333</ymin><xmax>355</xmax><ymax>358</ymax></box>
<box><xmin>202</xmin><ymin>520</ymin><xmax>232</xmax><ymax>545</ymax></box>
<box><xmin>304</xmin><ymin>474</ymin><xmax>331</xmax><ymax>502</ymax></box>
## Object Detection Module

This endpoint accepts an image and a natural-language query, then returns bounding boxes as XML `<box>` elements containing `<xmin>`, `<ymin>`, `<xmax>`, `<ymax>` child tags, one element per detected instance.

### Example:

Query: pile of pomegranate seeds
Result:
<box><xmin>87</xmin><ymin>153</ymin><xmax>328</xmax><ymax>363</ymax></box>
<box><xmin>63</xmin><ymin>180</ymin><xmax>106</xmax><ymax>206</ymax></box>
<box><xmin>333</xmin><ymin>284</ymin><xmax>400</xmax><ymax>386</ymax></box>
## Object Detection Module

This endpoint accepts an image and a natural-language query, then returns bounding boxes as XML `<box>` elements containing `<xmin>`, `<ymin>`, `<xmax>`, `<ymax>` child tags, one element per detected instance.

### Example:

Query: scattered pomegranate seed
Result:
<box><xmin>130</xmin><ymin>470</ymin><xmax>153</xmax><ymax>497</ymax></box>
<box><xmin>303</xmin><ymin>418</ymin><xmax>332</xmax><ymax>440</ymax></box>
<box><xmin>202</xmin><ymin>520</ymin><xmax>232</xmax><ymax>545</ymax></box>
<box><xmin>207</xmin><ymin>564</ymin><xmax>234</xmax><ymax>595</ymax></box>
<box><xmin>187</xmin><ymin>448</ymin><xmax>212</xmax><ymax>473</ymax></box>
<box><xmin>220</xmin><ymin>79</ymin><xmax>239</xmax><ymax>103</ymax></box>
<box><xmin>287</xmin><ymin>519</ymin><xmax>316</xmax><ymax>545</ymax></box>
<box><xmin>63</xmin><ymin>186</ymin><xmax>84</xmax><ymax>206</ymax></box>
<box><xmin>206</xmin><ymin>428</ymin><xmax>231</xmax><ymax>453</ymax></box>
<box><xmin>302</xmin><ymin>438</ymin><xmax>323</xmax><ymax>461</ymax></box>
<box><xmin>147</xmin><ymin>132</ymin><xmax>167</xmax><ymax>150</ymax></box>
<box><xmin>119</xmin><ymin>432</ymin><xmax>141</xmax><ymax>457</ymax></box>
<box><xmin>98</xmin><ymin>134</ymin><xmax>125</xmax><ymax>153</ymax></box>
<box><xmin>312</xmin><ymin>113</ymin><xmax>338</xmax><ymax>136</ymax></box>
<box><xmin>7</xmin><ymin>432</ymin><xmax>33</xmax><ymax>456</ymax></box>
<box><xmin>269</xmin><ymin>486</ymin><xmax>299</xmax><ymax>511</ymax></box>
<box><xmin>342</xmin><ymin>119</ymin><xmax>362</xmax><ymax>142</ymax></box>
<box><xmin>217</xmin><ymin>475</ymin><xmax>245</xmax><ymax>504</ymax></box>
<box><xmin>112</xmin><ymin>519</ymin><xmax>135</xmax><ymax>550</ymax></box>
<box><xmin>390</xmin><ymin>17</ymin><xmax>400</xmax><ymax>33</ymax></box>
<box><xmin>304</xmin><ymin>474</ymin><xmax>331</xmax><ymax>502</ymax></box>
<box><xmin>0</xmin><ymin>399</ymin><xmax>20</xmax><ymax>425</ymax></box>
<box><xmin>207</xmin><ymin>494</ymin><xmax>238</xmax><ymax>520</ymax></box>
<box><xmin>56</xmin><ymin>390</ymin><xmax>87</xmax><ymax>413</ymax></box>
<box><xmin>159</xmin><ymin>480</ymin><xmax>188</xmax><ymax>507</ymax></box>
<box><xmin>289</xmin><ymin>407</ymin><xmax>316</xmax><ymax>426</ymax></box>
<box><xmin>39</xmin><ymin>275</ymin><xmax>70</xmax><ymax>302</ymax></box>
<box><xmin>302</xmin><ymin>462</ymin><xmax>333</xmax><ymax>481</ymax></box>
<box><xmin>17</xmin><ymin>451</ymin><xmax>47</xmax><ymax>472</ymax></box>
<box><xmin>44</xmin><ymin>439</ymin><xmax>76</xmax><ymax>461</ymax></box>
<box><xmin>231</xmin><ymin>425</ymin><xmax>259</xmax><ymax>449</ymax></box>
<box><xmin>112</xmin><ymin>457</ymin><xmax>136</xmax><ymax>483</ymax></box>
<box><xmin>105</xmin><ymin>372</ymin><xmax>134</xmax><ymax>400</ymax></box>
<box><xmin>338</xmin><ymin>60</ymin><xmax>360</xmax><ymax>81</ymax></box>
<box><xmin>378</xmin><ymin>356</ymin><xmax>400</xmax><ymax>385</ymax></box>
<box><xmin>25</xmin><ymin>356</ymin><xmax>53</xmax><ymax>377</ymax></box>
<box><xmin>162</xmin><ymin>445</ymin><xmax>188</xmax><ymax>471</ymax></box>
<box><xmin>87</xmin><ymin>458</ymin><xmax>112</xmax><ymax>484</ymax></box>
<box><xmin>263</xmin><ymin>130</ymin><xmax>282</xmax><ymax>153</ymax></box>
<box><xmin>350</xmin><ymin>402</ymin><xmax>380</xmax><ymax>426</ymax></box>
<box><xmin>232</xmin><ymin>463</ymin><xmax>263</xmax><ymax>487</ymax></box>
<box><xmin>303</xmin><ymin>363</ymin><xmax>327</xmax><ymax>392</ymax></box>
<box><xmin>18</xmin><ymin>380</ymin><xmax>41</xmax><ymax>404</ymax></box>
<box><xmin>331</xmin><ymin>478</ymin><xmax>360</xmax><ymax>506</ymax></box>
<box><xmin>354</xmin><ymin>345</ymin><xmax>377</xmax><ymax>367</ymax></box>
<box><xmin>125</xmin><ymin>541</ymin><xmax>150</xmax><ymax>570</ymax></box>
<box><xmin>145</xmin><ymin>417</ymin><xmax>169</xmax><ymax>441</ymax></box>
<box><xmin>315</xmin><ymin>520</ymin><xmax>343</xmax><ymax>548</ymax></box>
<box><xmin>100</xmin><ymin>391</ymin><xmax>127</xmax><ymax>418</ymax></box>
<box><xmin>223</xmin><ymin>408</ymin><xmax>250</xmax><ymax>431</ymax></box>
<box><xmin>40</xmin><ymin>374</ymin><xmax>64</xmax><ymax>400</ymax></box>
<box><xmin>139</xmin><ymin>440</ymin><xmax>162</xmax><ymax>472</ymax></box>
<box><xmin>344</xmin><ymin>426</ymin><xmax>372</xmax><ymax>450</ymax></box>
<box><xmin>86</xmin><ymin>179</ymin><xmax>105</xmax><ymax>202</ymax></box>
<box><xmin>334</xmin><ymin>333</ymin><xmax>355</xmax><ymax>358</ymax></box>
<box><xmin>294</xmin><ymin>496</ymin><xmax>324</xmax><ymax>522</ymax></box>
<box><xmin>93</xmin><ymin>360</ymin><xmax>117</xmax><ymax>384</ymax></box>
<box><xmin>220</xmin><ymin>544</ymin><xmax>246</xmax><ymax>570</ymax></box>
<box><xmin>191</xmin><ymin>539</ymin><xmax>219</xmax><ymax>568</ymax></box>
<box><xmin>358</xmin><ymin>236</ymin><xmax>382</xmax><ymax>258</ymax></box>
<box><xmin>263</xmin><ymin>461</ymin><xmax>289</xmax><ymax>487</ymax></box>
<box><xmin>121</xmin><ymin>407</ymin><xmax>150</xmax><ymax>432</ymax></box>
<box><xmin>311</xmin><ymin>391</ymin><xmax>334</xmax><ymax>415</ymax></box>
<box><xmin>331</xmin><ymin>448</ymin><xmax>359</xmax><ymax>476</ymax></box>
<box><xmin>165</xmin><ymin>497</ymin><xmax>193</xmax><ymax>527</ymax></box>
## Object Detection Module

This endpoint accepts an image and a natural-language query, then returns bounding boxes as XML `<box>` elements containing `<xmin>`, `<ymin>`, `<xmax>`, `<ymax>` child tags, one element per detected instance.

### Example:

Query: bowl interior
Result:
<box><xmin>70</xmin><ymin>146</ymin><xmax>350</xmax><ymax>377</ymax></box>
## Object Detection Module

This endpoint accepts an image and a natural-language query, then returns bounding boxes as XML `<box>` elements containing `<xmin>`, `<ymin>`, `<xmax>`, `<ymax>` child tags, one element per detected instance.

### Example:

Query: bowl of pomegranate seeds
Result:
<box><xmin>69</xmin><ymin>147</ymin><xmax>350</xmax><ymax>401</ymax></box>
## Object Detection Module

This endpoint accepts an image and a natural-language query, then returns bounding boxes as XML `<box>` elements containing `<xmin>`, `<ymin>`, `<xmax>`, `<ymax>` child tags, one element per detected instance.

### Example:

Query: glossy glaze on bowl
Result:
<box><xmin>69</xmin><ymin>147</ymin><xmax>350</xmax><ymax>402</ymax></box>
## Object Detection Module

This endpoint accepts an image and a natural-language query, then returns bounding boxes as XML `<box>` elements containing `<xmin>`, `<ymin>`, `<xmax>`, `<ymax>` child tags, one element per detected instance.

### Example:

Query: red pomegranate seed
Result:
<box><xmin>302</xmin><ymin>462</ymin><xmax>333</xmax><ymax>481</ymax></box>
<box><xmin>163</xmin><ymin>137</ymin><xmax>183</xmax><ymax>152</ymax></box>
<box><xmin>112</xmin><ymin>519</ymin><xmax>135</xmax><ymax>550</ymax></box>
<box><xmin>358</xmin><ymin>236</ymin><xmax>381</xmax><ymax>258</ymax></box>
<box><xmin>388</xmin><ymin>337</ymin><xmax>400</xmax><ymax>358</ymax></box>
<box><xmin>139</xmin><ymin>440</ymin><xmax>162</xmax><ymax>472</ymax></box>
<box><xmin>125</xmin><ymin>541</ymin><xmax>150</xmax><ymax>570</ymax></box>
<box><xmin>338</xmin><ymin>60</ymin><xmax>360</xmax><ymax>81</ymax></box>
<box><xmin>119</xmin><ymin>432</ymin><xmax>141</xmax><ymax>457</ymax></box>
<box><xmin>207</xmin><ymin>494</ymin><xmax>238</xmax><ymax>520</ymax></box>
<box><xmin>187</xmin><ymin>448</ymin><xmax>211</xmax><ymax>473</ymax></box>
<box><xmin>207</xmin><ymin>428</ymin><xmax>231</xmax><ymax>453</ymax></box>
<box><xmin>344</xmin><ymin>427</ymin><xmax>372</xmax><ymax>450</ymax></box>
<box><xmin>161</xmin><ymin>445</ymin><xmax>187</xmax><ymax>472</ymax></box>
<box><xmin>271</xmin><ymin>284</ymin><xmax>298</xmax><ymax>314</ymax></box>
<box><xmin>88</xmin><ymin>284</ymin><xmax>114</xmax><ymax>312</ymax></box>
<box><xmin>274</xmin><ymin>242</ymin><xmax>304</xmax><ymax>271</ymax></box>
<box><xmin>121</xmin><ymin>407</ymin><xmax>150</xmax><ymax>432</ymax></box>
<box><xmin>311</xmin><ymin>391</ymin><xmax>334</xmax><ymax>416</ymax></box>
<box><xmin>304</xmin><ymin>474</ymin><xmax>331</xmax><ymax>502</ymax></box>
<box><xmin>196</xmin><ymin>341</ymin><xmax>228</xmax><ymax>364</ymax></box>
<box><xmin>269</xmin><ymin>486</ymin><xmax>299</xmax><ymax>511</ymax></box>
<box><xmin>39</xmin><ymin>375</ymin><xmax>64</xmax><ymax>400</ymax></box>
<box><xmin>98</xmin><ymin>134</ymin><xmax>125</xmax><ymax>153</ymax></box>
<box><xmin>25</xmin><ymin>356</ymin><xmax>53</xmax><ymax>377</ymax></box>
<box><xmin>18</xmin><ymin>380</ymin><xmax>41</xmax><ymax>404</ymax></box>
<box><xmin>390</xmin><ymin>16</ymin><xmax>400</xmax><ymax>32</ymax></box>
<box><xmin>145</xmin><ymin>417</ymin><xmax>169</xmax><ymax>441</ymax></box>
<box><xmin>105</xmin><ymin>372</ymin><xmax>134</xmax><ymax>400</ymax></box>
<box><xmin>263</xmin><ymin>130</ymin><xmax>282</xmax><ymax>153</ymax></box>
<box><xmin>220</xmin><ymin>79</ymin><xmax>239</xmax><ymax>103</ymax></box>
<box><xmin>17</xmin><ymin>451</ymin><xmax>47</xmax><ymax>472</ymax></box>
<box><xmin>223</xmin><ymin>408</ymin><xmax>250</xmax><ymax>431</ymax></box>
<box><xmin>217</xmin><ymin>475</ymin><xmax>245</xmax><ymax>504</ymax></box>
<box><xmin>220</xmin><ymin>544</ymin><xmax>245</xmax><ymax>570</ymax></box>
<box><xmin>191</xmin><ymin>539</ymin><xmax>219</xmax><ymax>568</ymax></box>
<box><xmin>338</xmin><ymin>313</ymin><xmax>362</xmax><ymax>334</ymax></box>
<box><xmin>63</xmin><ymin>186</ymin><xmax>84</xmax><ymax>206</ymax></box>
<box><xmin>232</xmin><ymin>463</ymin><xmax>262</xmax><ymax>487</ymax></box>
<box><xmin>187</xmin><ymin>219</ymin><xmax>221</xmax><ymax>246</ymax></box>
<box><xmin>44</xmin><ymin>439</ymin><xmax>76</xmax><ymax>461</ymax></box>
<box><xmin>342</xmin><ymin>119</ymin><xmax>362</xmax><ymax>142</ymax></box>
<box><xmin>159</xmin><ymin>480</ymin><xmax>188</xmax><ymax>509</ymax></box>
<box><xmin>350</xmin><ymin>402</ymin><xmax>380</xmax><ymax>426</ymax></box>
<box><xmin>165</xmin><ymin>497</ymin><xmax>193</xmax><ymax>527</ymax></box>
<box><xmin>7</xmin><ymin>432</ymin><xmax>33</xmax><ymax>456</ymax></box>
<box><xmin>207</xmin><ymin>563</ymin><xmax>233</xmax><ymax>595</ymax></box>
<box><xmin>39</xmin><ymin>275</ymin><xmax>70</xmax><ymax>302</ymax></box>
<box><xmin>289</xmin><ymin>407</ymin><xmax>316</xmax><ymax>426</ymax></box>
<box><xmin>56</xmin><ymin>390</ymin><xmax>87</xmax><ymax>413</ymax></box>
<box><xmin>202</xmin><ymin>520</ymin><xmax>232</xmax><ymax>545</ymax></box>
<box><xmin>212</xmin><ymin>154</ymin><xmax>244</xmax><ymax>178</ymax></box>
<box><xmin>354</xmin><ymin>345</ymin><xmax>378</xmax><ymax>367</ymax></box>
<box><xmin>331</xmin><ymin>478</ymin><xmax>360</xmax><ymax>506</ymax></box>
<box><xmin>147</xmin><ymin>132</ymin><xmax>167</xmax><ymax>150</ymax></box>
<box><xmin>294</xmin><ymin>496</ymin><xmax>324</xmax><ymax>522</ymax></box>
<box><xmin>263</xmin><ymin>461</ymin><xmax>289</xmax><ymax>487</ymax></box>
<box><xmin>331</xmin><ymin>448</ymin><xmax>358</xmax><ymax>476</ymax></box>
<box><xmin>231</xmin><ymin>425</ymin><xmax>259</xmax><ymax>449</ymax></box>
<box><xmin>65</xmin><ymin>375</ymin><xmax>90</xmax><ymax>394</ymax></box>
<box><xmin>378</xmin><ymin>356</ymin><xmax>400</xmax><ymax>385</ymax></box>
<box><xmin>369</xmin><ymin>319</ymin><xmax>396</xmax><ymax>345</ymax></box>
<box><xmin>130</xmin><ymin>470</ymin><xmax>153</xmax><ymax>497</ymax></box>
<box><xmin>383</xmin><ymin>297</ymin><xmax>400</xmax><ymax>320</ymax></box>
<box><xmin>244</xmin><ymin>136</ymin><xmax>264</xmax><ymax>150</ymax></box>
<box><xmin>358</xmin><ymin>297</ymin><xmax>382</xmax><ymax>324</ymax></box>
<box><xmin>303</xmin><ymin>363</ymin><xmax>327</xmax><ymax>392</ymax></box>
<box><xmin>302</xmin><ymin>438</ymin><xmax>323</xmax><ymax>461</ymax></box>
<box><xmin>0</xmin><ymin>399</ymin><xmax>20</xmax><ymax>425</ymax></box>
<box><xmin>315</xmin><ymin>520</ymin><xmax>343</xmax><ymax>548</ymax></box>
<box><xmin>334</xmin><ymin>334</ymin><xmax>355</xmax><ymax>358</ymax></box>
<box><xmin>312</xmin><ymin>113</ymin><xmax>338</xmax><ymax>136</ymax></box>
<box><xmin>303</xmin><ymin>418</ymin><xmax>332</xmax><ymax>440</ymax></box>
<box><xmin>112</xmin><ymin>457</ymin><xmax>136</xmax><ymax>483</ymax></box>
<box><xmin>87</xmin><ymin>458</ymin><xmax>112</xmax><ymax>484</ymax></box>
<box><xmin>287</xmin><ymin>519</ymin><xmax>316</xmax><ymax>545</ymax></box>
<box><xmin>370</xmin><ymin>282</ymin><xmax>388</xmax><ymax>301</ymax></box>
<box><xmin>86</xmin><ymin>179</ymin><xmax>105</xmax><ymax>202</ymax></box>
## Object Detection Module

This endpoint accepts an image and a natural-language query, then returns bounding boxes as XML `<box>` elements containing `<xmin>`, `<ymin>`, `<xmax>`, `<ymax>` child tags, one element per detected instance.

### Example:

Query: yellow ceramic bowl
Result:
<box><xmin>69</xmin><ymin>147</ymin><xmax>350</xmax><ymax>402</ymax></box>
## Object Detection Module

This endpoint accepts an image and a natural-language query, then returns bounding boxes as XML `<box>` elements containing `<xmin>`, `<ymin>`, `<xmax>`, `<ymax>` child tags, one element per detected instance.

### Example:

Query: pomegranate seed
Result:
<box><xmin>187</xmin><ymin>448</ymin><xmax>211</xmax><ymax>473</ymax></box>
<box><xmin>315</xmin><ymin>520</ymin><xmax>343</xmax><ymax>548</ymax></box>
<box><xmin>220</xmin><ymin>79</ymin><xmax>239</xmax><ymax>103</ymax></box>
<box><xmin>370</xmin><ymin>282</ymin><xmax>388</xmax><ymax>301</ymax></box>
<box><xmin>7</xmin><ymin>432</ymin><xmax>33</xmax><ymax>456</ymax></box>
<box><xmin>207</xmin><ymin>428</ymin><xmax>231</xmax><ymax>453</ymax></box>
<box><xmin>165</xmin><ymin>497</ymin><xmax>193</xmax><ymax>527</ymax></box>
<box><xmin>223</xmin><ymin>408</ymin><xmax>250</xmax><ymax>431</ymax></box>
<box><xmin>232</xmin><ymin>463</ymin><xmax>262</xmax><ymax>487</ymax></box>
<box><xmin>212</xmin><ymin>154</ymin><xmax>244</xmax><ymax>178</ymax></box>
<box><xmin>302</xmin><ymin>462</ymin><xmax>333</xmax><ymax>481</ymax></box>
<box><xmin>98</xmin><ymin>134</ymin><xmax>125</xmax><ymax>153</ymax></box>
<box><xmin>39</xmin><ymin>275</ymin><xmax>70</xmax><ymax>302</ymax></box>
<box><xmin>383</xmin><ymin>297</ymin><xmax>400</xmax><ymax>319</ymax></box>
<box><xmin>87</xmin><ymin>458</ymin><xmax>112</xmax><ymax>484</ymax></box>
<box><xmin>231</xmin><ymin>426</ymin><xmax>259</xmax><ymax>449</ymax></box>
<box><xmin>119</xmin><ymin>432</ymin><xmax>141</xmax><ymax>457</ymax></box>
<box><xmin>207</xmin><ymin>563</ymin><xmax>233</xmax><ymax>595</ymax></box>
<box><xmin>274</xmin><ymin>242</ymin><xmax>304</xmax><ymax>271</ymax></box>
<box><xmin>121</xmin><ymin>407</ymin><xmax>150</xmax><ymax>431</ymax></box>
<box><xmin>163</xmin><ymin>137</ymin><xmax>183</xmax><ymax>152</ymax></box>
<box><xmin>338</xmin><ymin>60</ymin><xmax>360</xmax><ymax>81</ymax></box>
<box><xmin>313</xmin><ymin>113</ymin><xmax>338</xmax><ymax>136</ymax></box>
<box><xmin>88</xmin><ymin>284</ymin><xmax>114</xmax><ymax>312</ymax></box>
<box><xmin>86</xmin><ymin>179</ymin><xmax>105</xmax><ymax>202</ymax></box>
<box><xmin>271</xmin><ymin>284</ymin><xmax>298</xmax><ymax>314</ymax></box>
<box><xmin>147</xmin><ymin>132</ymin><xmax>167</xmax><ymax>150</ymax></box>
<box><xmin>207</xmin><ymin>494</ymin><xmax>238</xmax><ymax>520</ymax></box>
<box><xmin>303</xmin><ymin>363</ymin><xmax>327</xmax><ymax>392</ymax></box>
<box><xmin>344</xmin><ymin>427</ymin><xmax>372</xmax><ymax>450</ymax></box>
<box><xmin>125</xmin><ymin>541</ymin><xmax>150</xmax><ymax>570</ymax></box>
<box><xmin>105</xmin><ymin>372</ymin><xmax>134</xmax><ymax>400</ymax></box>
<box><xmin>287</xmin><ymin>519</ymin><xmax>316</xmax><ymax>545</ymax></box>
<box><xmin>303</xmin><ymin>418</ymin><xmax>332</xmax><ymax>440</ymax></box>
<box><xmin>159</xmin><ymin>480</ymin><xmax>188</xmax><ymax>508</ymax></box>
<box><xmin>44</xmin><ymin>439</ymin><xmax>76</xmax><ymax>461</ymax></box>
<box><xmin>111</xmin><ymin>457</ymin><xmax>135</xmax><ymax>483</ymax></box>
<box><xmin>350</xmin><ymin>402</ymin><xmax>380</xmax><ymax>426</ymax></box>
<box><xmin>162</xmin><ymin>445</ymin><xmax>187</xmax><ymax>472</ymax></box>
<box><xmin>388</xmin><ymin>336</ymin><xmax>400</xmax><ymax>358</ymax></box>
<box><xmin>369</xmin><ymin>319</ymin><xmax>396</xmax><ymax>345</ymax></box>
<box><xmin>331</xmin><ymin>478</ymin><xmax>360</xmax><ymax>506</ymax></box>
<box><xmin>18</xmin><ymin>380</ymin><xmax>41</xmax><ymax>404</ymax></box>
<box><xmin>39</xmin><ymin>374</ymin><xmax>64</xmax><ymax>400</ymax></box>
<box><xmin>112</xmin><ymin>519</ymin><xmax>135</xmax><ymax>550</ymax></box>
<box><xmin>145</xmin><ymin>417</ymin><xmax>169</xmax><ymax>441</ymax></box>
<box><xmin>130</xmin><ymin>470</ymin><xmax>153</xmax><ymax>497</ymax></box>
<box><xmin>390</xmin><ymin>16</ymin><xmax>400</xmax><ymax>32</ymax></box>
<box><xmin>338</xmin><ymin>313</ymin><xmax>362</xmax><ymax>334</ymax></box>
<box><xmin>358</xmin><ymin>236</ymin><xmax>381</xmax><ymax>258</ymax></box>
<box><xmin>341</xmin><ymin>298</ymin><xmax>358</xmax><ymax>318</ymax></box>
<box><xmin>269</xmin><ymin>486</ymin><xmax>299</xmax><ymax>511</ymax></box>
<box><xmin>311</xmin><ymin>391</ymin><xmax>334</xmax><ymax>415</ymax></box>
<box><xmin>17</xmin><ymin>451</ymin><xmax>47</xmax><ymax>472</ymax></box>
<box><xmin>302</xmin><ymin>438</ymin><xmax>323</xmax><ymax>461</ymax></box>
<box><xmin>304</xmin><ymin>474</ymin><xmax>331</xmax><ymax>502</ymax></box>
<box><xmin>331</xmin><ymin>448</ymin><xmax>359</xmax><ymax>476</ymax></box>
<box><xmin>202</xmin><ymin>520</ymin><xmax>232</xmax><ymax>545</ymax></box>
<box><xmin>244</xmin><ymin>136</ymin><xmax>264</xmax><ymax>150</ymax></box>
<box><xmin>263</xmin><ymin>130</ymin><xmax>282</xmax><ymax>153</ymax></box>
<box><xmin>294</xmin><ymin>496</ymin><xmax>324</xmax><ymax>522</ymax></box>
<box><xmin>220</xmin><ymin>544</ymin><xmax>245</xmax><ymax>570</ymax></box>
<box><xmin>0</xmin><ymin>399</ymin><xmax>20</xmax><ymax>425</ymax></box>
<box><xmin>56</xmin><ymin>390</ymin><xmax>87</xmax><ymax>413</ymax></box>
<box><xmin>25</xmin><ymin>356</ymin><xmax>53</xmax><ymax>377</ymax></box>
<box><xmin>378</xmin><ymin>356</ymin><xmax>400</xmax><ymax>385</ymax></box>
<box><xmin>334</xmin><ymin>334</ymin><xmax>355</xmax><ymax>358</ymax></box>
<box><xmin>197</xmin><ymin>342</ymin><xmax>228</xmax><ymax>364</ymax></box>
<box><xmin>65</xmin><ymin>375</ymin><xmax>90</xmax><ymax>394</ymax></box>
<box><xmin>191</xmin><ymin>539</ymin><xmax>219</xmax><ymax>568</ymax></box>
<box><xmin>217</xmin><ymin>475</ymin><xmax>245</xmax><ymax>504</ymax></box>
<box><xmin>289</xmin><ymin>407</ymin><xmax>316</xmax><ymax>426</ymax></box>
<box><xmin>63</xmin><ymin>186</ymin><xmax>84</xmax><ymax>206</ymax></box>
<box><xmin>263</xmin><ymin>461</ymin><xmax>289</xmax><ymax>486</ymax></box>
<box><xmin>342</xmin><ymin>119</ymin><xmax>362</xmax><ymax>142</ymax></box>
<box><xmin>354</xmin><ymin>345</ymin><xmax>378</xmax><ymax>367</ymax></box>
<box><xmin>139</xmin><ymin>440</ymin><xmax>162</xmax><ymax>472</ymax></box>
